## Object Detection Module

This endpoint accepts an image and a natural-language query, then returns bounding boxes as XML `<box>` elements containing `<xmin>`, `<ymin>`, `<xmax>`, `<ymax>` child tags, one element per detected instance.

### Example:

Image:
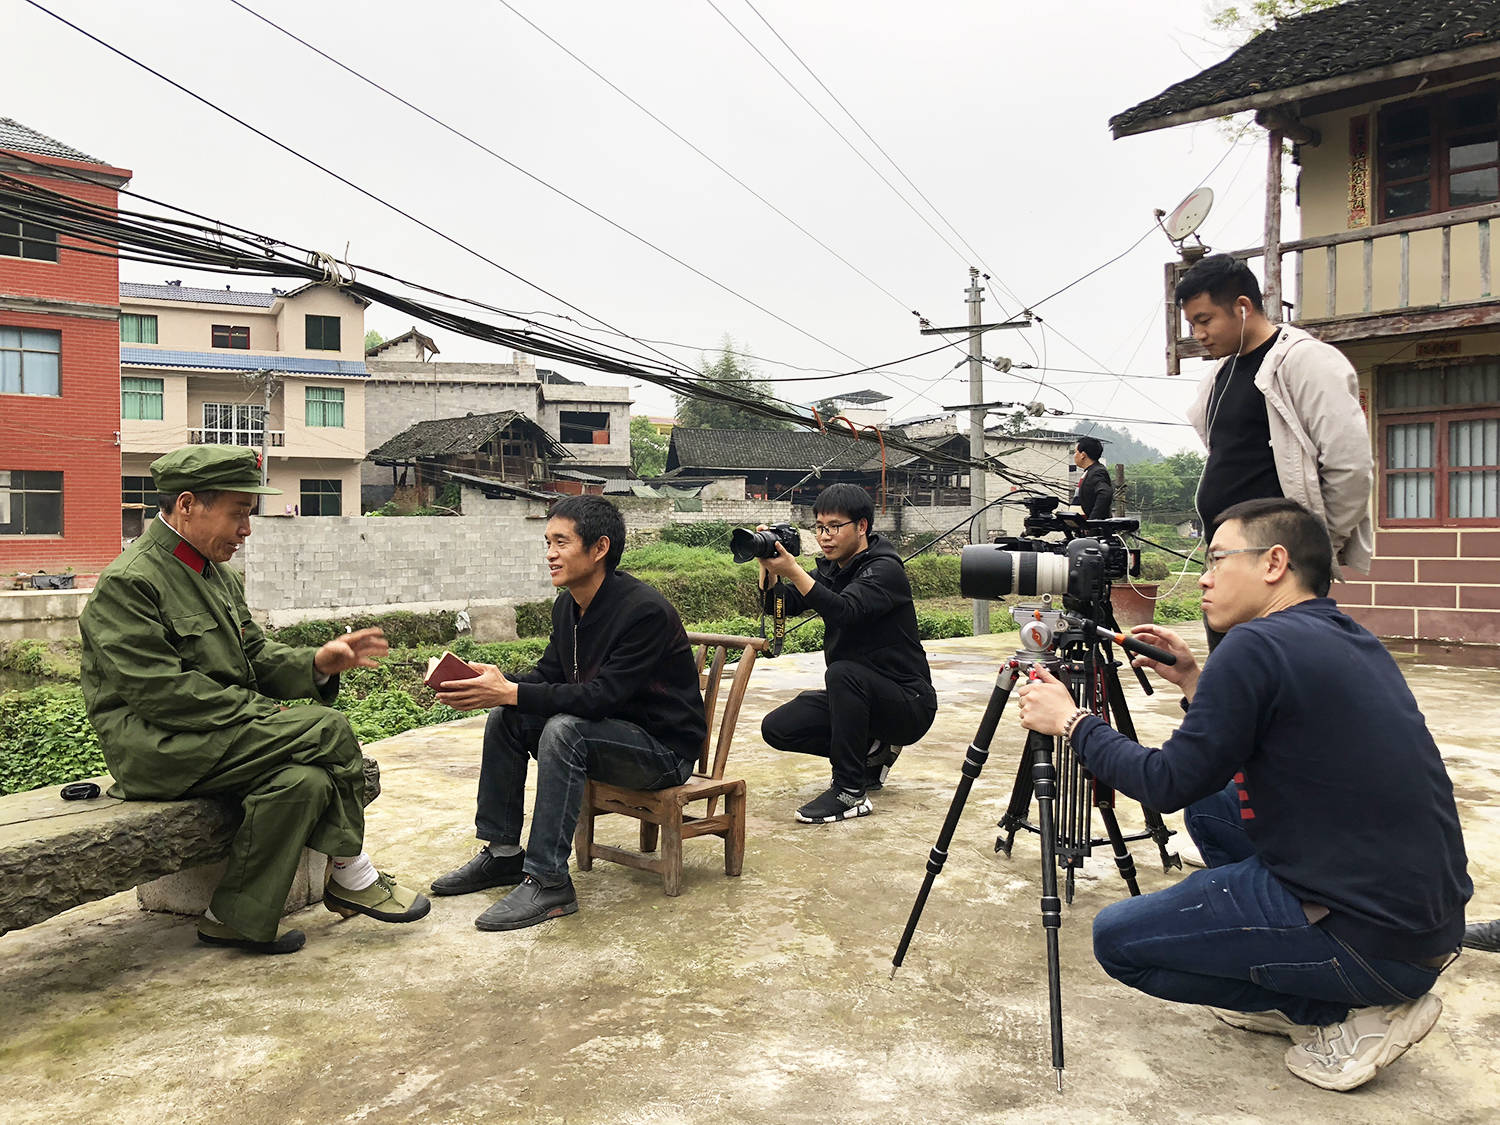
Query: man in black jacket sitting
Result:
<box><xmin>1073</xmin><ymin>435</ymin><xmax>1114</xmax><ymax>520</ymax></box>
<box><xmin>430</xmin><ymin>496</ymin><xmax>705</xmax><ymax>930</ymax></box>
<box><xmin>758</xmin><ymin>484</ymin><xmax>937</xmax><ymax>824</ymax></box>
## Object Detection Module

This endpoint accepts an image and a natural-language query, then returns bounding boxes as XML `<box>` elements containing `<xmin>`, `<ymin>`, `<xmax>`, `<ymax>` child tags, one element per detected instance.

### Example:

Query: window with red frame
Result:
<box><xmin>1379</xmin><ymin>85</ymin><xmax>1500</xmax><ymax>221</ymax></box>
<box><xmin>1380</xmin><ymin>361</ymin><xmax>1499</xmax><ymax>525</ymax></box>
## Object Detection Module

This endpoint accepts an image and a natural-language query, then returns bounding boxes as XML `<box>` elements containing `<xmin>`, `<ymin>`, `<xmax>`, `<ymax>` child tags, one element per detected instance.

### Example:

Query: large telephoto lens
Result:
<box><xmin>959</xmin><ymin>545</ymin><xmax>1071</xmax><ymax>600</ymax></box>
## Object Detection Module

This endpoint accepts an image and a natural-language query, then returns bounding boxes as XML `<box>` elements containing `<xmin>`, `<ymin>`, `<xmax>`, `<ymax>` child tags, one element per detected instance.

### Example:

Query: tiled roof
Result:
<box><xmin>120</xmin><ymin>347</ymin><xmax>368</xmax><ymax>377</ymax></box>
<box><xmin>0</xmin><ymin>117</ymin><xmax>105</xmax><ymax>164</ymax></box>
<box><xmin>368</xmin><ymin>410</ymin><xmax>569</xmax><ymax>462</ymax></box>
<box><xmin>121</xmin><ymin>282</ymin><xmax>278</xmax><ymax>307</ymax></box>
<box><xmin>1111</xmin><ymin>1</ymin><xmax>1500</xmax><ymax>136</ymax></box>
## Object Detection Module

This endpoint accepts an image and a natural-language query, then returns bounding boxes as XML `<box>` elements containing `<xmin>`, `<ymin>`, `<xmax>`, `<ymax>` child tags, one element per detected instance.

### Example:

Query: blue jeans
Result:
<box><xmin>476</xmin><ymin>708</ymin><xmax>692</xmax><ymax>884</ymax></box>
<box><xmin>1091</xmin><ymin>780</ymin><xmax>1442</xmax><ymax>1026</ymax></box>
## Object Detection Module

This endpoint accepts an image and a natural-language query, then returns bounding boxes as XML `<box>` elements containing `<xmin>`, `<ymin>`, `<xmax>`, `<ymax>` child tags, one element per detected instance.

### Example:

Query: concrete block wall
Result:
<box><xmin>239</xmin><ymin>502</ymin><xmax>553</xmax><ymax>619</ymax></box>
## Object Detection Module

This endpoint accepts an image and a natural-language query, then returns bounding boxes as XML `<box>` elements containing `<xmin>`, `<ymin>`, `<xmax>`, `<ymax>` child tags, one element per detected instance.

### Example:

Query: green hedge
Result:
<box><xmin>904</xmin><ymin>554</ymin><xmax>961</xmax><ymax>598</ymax></box>
<box><xmin>269</xmin><ymin>610</ymin><xmax>460</xmax><ymax>649</ymax></box>
<box><xmin>514</xmin><ymin>600</ymin><xmax>555</xmax><ymax>638</ymax></box>
<box><xmin>659</xmin><ymin>520</ymin><xmax>737</xmax><ymax>551</ymax></box>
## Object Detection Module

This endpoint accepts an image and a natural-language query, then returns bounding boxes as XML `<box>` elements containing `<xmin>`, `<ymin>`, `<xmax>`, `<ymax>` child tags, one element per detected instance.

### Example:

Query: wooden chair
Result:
<box><xmin>573</xmin><ymin>632</ymin><xmax>767</xmax><ymax>896</ymax></box>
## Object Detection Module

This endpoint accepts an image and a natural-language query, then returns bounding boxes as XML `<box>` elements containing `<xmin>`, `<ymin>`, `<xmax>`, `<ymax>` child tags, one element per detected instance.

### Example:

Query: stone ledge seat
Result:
<box><xmin>0</xmin><ymin>757</ymin><xmax>380</xmax><ymax>937</ymax></box>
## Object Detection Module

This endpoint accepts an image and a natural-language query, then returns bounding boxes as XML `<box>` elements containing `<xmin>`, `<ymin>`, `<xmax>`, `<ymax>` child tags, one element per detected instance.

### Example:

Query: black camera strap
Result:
<box><xmin>760</xmin><ymin>579</ymin><xmax>788</xmax><ymax>658</ymax></box>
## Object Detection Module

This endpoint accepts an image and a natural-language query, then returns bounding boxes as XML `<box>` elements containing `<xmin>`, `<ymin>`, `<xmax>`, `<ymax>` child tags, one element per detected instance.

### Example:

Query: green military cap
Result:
<box><xmin>151</xmin><ymin>445</ymin><xmax>283</xmax><ymax>496</ymax></box>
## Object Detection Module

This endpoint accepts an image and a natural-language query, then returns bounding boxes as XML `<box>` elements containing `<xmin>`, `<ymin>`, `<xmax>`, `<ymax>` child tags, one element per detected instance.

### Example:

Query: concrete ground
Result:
<box><xmin>2</xmin><ymin>633</ymin><xmax>1498</xmax><ymax>1125</ymax></box>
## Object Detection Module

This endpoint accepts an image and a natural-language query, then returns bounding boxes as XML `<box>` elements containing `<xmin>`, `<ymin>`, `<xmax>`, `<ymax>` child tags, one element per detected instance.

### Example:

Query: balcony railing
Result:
<box><xmin>1166</xmin><ymin>200</ymin><xmax>1500</xmax><ymax>374</ymax></box>
<box><xmin>188</xmin><ymin>429</ymin><xmax>285</xmax><ymax>448</ymax></box>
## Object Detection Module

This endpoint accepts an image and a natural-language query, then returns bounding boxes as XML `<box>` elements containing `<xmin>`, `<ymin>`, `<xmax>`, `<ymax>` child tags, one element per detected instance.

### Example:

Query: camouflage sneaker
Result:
<box><xmin>324</xmin><ymin>871</ymin><xmax>431</xmax><ymax>924</ymax></box>
<box><xmin>1284</xmin><ymin>993</ymin><xmax>1443</xmax><ymax>1092</ymax></box>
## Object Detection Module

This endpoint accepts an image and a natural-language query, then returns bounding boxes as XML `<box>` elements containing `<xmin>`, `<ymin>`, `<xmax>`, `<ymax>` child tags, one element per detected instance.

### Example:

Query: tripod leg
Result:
<box><xmin>1104</xmin><ymin>660</ymin><xmax>1181</xmax><ymax>873</ymax></box>
<box><xmin>1093</xmin><ymin>785</ymin><xmax>1142</xmax><ymax>897</ymax></box>
<box><xmin>995</xmin><ymin>731</ymin><xmax>1036</xmax><ymax>859</ymax></box>
<box><xmin>1031</xmin><ymin>732</ymin><xmax>1066</xmax><ymax>1088</ymax></box>
<box><xmin>891</xmin><ymin>664</ymin><xmax>1021</xmax><ymax>976</ymax></box>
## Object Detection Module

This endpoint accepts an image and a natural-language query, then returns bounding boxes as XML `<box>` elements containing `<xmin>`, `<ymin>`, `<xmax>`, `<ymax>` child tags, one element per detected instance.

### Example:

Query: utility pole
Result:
<box><xmin>920</xmin><ymin>271</ymin><xmax>1032</xmax><ymax>635</ymax></box>
<box><xmin>965</xmin><ymin>268</ymin><xmax>988</xmax><ymax>634</ymax></box>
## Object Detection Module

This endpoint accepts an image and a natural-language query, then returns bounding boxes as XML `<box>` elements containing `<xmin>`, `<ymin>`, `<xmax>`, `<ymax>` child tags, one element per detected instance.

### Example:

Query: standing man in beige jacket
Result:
<box><xmin>1177</xmin><ymin>253</ymin><xmax>1373</xmax><ymax>648</ymax></box>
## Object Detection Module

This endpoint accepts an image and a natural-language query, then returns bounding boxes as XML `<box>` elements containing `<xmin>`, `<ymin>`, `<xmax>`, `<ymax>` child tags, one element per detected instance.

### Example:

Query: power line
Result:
<box><xmin>488</xmin><ymin>0</ymin><xmax>917</xmax><ymax>319</ymax></box>
<box><xmin>216</xmin><ymin>0</ymin><xmax>871</xmax><ymax>369</ymax></box>
<box><xmin>701</xmin><ymin>0</ymin><xmax>977</xmax><ymax>273</ymax></box>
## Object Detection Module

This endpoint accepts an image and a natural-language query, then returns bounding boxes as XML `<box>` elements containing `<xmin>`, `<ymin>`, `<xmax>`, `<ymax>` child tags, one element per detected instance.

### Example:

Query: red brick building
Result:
<box><xmin>1</xmin><ymin>118</ymin><xmax>132</xmax><ymax>575</ymax></box>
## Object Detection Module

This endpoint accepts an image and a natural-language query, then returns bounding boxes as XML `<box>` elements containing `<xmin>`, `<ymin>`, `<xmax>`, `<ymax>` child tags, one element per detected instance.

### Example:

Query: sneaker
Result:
<box><xmin>1208</xmin><ymin>1006</ymin><xmax>1315</xmax><ymax>1042</ymax></box>
<box><xmin>474</xmin><ymin>875</ymin><xmax>578</xmax><ymax>932</ymax></box>
<box><xmin>1462</xmin><ymin>919</ymin><xmax>1500</xmax><ymax>952</ymax></box>
<box><xmin>864</xmin><ymin>742</ymin><xmax>903</xmax><ymax>792</ymax></box>
<box><xmin>196</xmin><ymin>919</ymin><xmax>305</xmax><ymax>955</ymax></box>
<box><xmin>430</xmin><ymin>848</ymin><xmax>526</xmax><ymax>896</ymax></box>
<box><xmin>1284</xmin><ymin>993</ymin><xmax>1443</xmax><ymax>1092</ymax></box>
<box><xmin>324</xmin><ymin>871</ymin><xmax>432</xmax><ymax>924</ymax></box>
<box><xmin>796</xmin><ymin>786</ymin><xmax>872</xmax><ymax>823</ymax></box>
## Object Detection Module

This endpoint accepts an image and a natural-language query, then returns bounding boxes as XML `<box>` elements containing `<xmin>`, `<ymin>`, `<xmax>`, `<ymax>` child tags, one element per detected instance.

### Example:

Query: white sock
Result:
<box><xmin>487</xmin><ymin>842</ymin><xmax>522</xmax><ymax>858</ymax></box>
<box><xmin>330</xmin><ymin>853</ymin><xmax>378</xmax><ymax>891</ymax></box>
<box><xmin>203</xmin><ymin>906</ymin><xmax>221</xmax><ymax>924</ymax></box>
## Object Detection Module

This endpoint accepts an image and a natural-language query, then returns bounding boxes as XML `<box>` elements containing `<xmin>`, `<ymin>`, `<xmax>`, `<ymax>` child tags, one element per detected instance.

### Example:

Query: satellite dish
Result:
<box><xmin>1161</xmin><ymin>187</ymin><xmax>1214</xmax><ymax>242</ymax></box>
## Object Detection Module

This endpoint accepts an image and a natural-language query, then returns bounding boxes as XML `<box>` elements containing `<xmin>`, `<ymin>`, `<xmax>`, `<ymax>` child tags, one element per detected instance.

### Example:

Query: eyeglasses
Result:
<box><xmin>1205</xmin><ymin>546</ymin><xmax>1274</xmax><ymax>573</ymax></box>
<box><xmin>813</xmin><ymin>520</ymin><xmax>853</xmax><ymax>537</ymax></box>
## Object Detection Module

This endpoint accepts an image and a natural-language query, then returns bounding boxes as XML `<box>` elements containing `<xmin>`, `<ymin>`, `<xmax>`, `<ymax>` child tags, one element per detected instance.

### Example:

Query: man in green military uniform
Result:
<box><xmin>80</xmin><ymin>445</ymin><xmax>429</xmax><ymax>954</ymax></box>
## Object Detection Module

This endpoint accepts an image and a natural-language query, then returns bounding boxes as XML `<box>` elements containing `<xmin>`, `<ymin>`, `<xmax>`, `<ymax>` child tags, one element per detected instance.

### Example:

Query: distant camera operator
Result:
<box><xmin>1177</xmin><ymin>254</ymin><xmax>1373</xmax><ymax>649</ymax></box>
<box><xmin>1072</xmin><ymin>436</ymin><xmax>1114</xmax><ymax>520</ymax></box>
<box><xmin>1015</xmin><ymin>497</ymin><xmax>1470</xmax><ymax>1093</ymax></box>
<box><xmin>757</xmin><ymin>483</ymin><xmax>937</xmax><ymax>824</ymax></box>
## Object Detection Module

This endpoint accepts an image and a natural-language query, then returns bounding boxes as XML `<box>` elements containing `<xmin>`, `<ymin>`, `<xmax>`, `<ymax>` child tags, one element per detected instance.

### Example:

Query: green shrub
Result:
<box><xmin>621</xmin><ymin>542</ymin><xmax>737</xmax><ymax>573</ymax></box>
<box><xmin>660</xmin><ymin>520</ymin><xmax>738</xmax><ymax>551</ymax></box>
<box><xmin>914</xmin><ymin>609</ymin><xmax>973</xmax><ymax>640</ymax></box>
<box><xmin>269</xmin><ymin>610</ymin><xmax>458</xmax><ymax>650</ymax></box>
<box><xmin>1154</xmin><ymin>589</ymin><xmax>1204</xmax><ymax>623</ymax></box>
<box><xmin>514</xmin><ymin>599</ymin><xmax>556</xmax><ymax>638</ymax></box>
<box><xmin>904</xmin><ymin>554</ymin><xmax>961</xmax><ymax>598</ymax></box>
<box><xmin>0</xmin><ymin>687</ymin><xmax>105</xmax><ymax>795</ymax></box>
<box><xmin>631</xmin><ymin>569</ymin><xmax>763</xmax><ymax>621</ymax></box>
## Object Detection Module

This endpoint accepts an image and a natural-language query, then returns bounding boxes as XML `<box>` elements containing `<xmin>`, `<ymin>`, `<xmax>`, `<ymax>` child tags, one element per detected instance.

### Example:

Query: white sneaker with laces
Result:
<box><xmin>1207</xmin><ymin>1006</ymin><xmax>1315</xmax><ymax>1042</ymax></box>
<box><xmin>1284</xmin><ymin>992</ymin><xmax>1443</xmax><ymax>1092</ymax></box>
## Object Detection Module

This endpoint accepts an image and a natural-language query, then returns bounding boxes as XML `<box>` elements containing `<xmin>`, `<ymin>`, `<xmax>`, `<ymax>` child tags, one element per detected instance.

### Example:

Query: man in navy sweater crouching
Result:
<box><xmin>1017</xmin><ymin>497</ymin><xmax>1470</xmax><ymax>1093</ymax></box>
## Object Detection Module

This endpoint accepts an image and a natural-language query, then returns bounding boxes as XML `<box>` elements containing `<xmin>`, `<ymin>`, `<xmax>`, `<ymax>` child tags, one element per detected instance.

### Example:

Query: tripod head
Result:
<box><xmin>1009</xmin><ymin>596</ymin><xmax>1178</xmax><ymax>672</ymax></box>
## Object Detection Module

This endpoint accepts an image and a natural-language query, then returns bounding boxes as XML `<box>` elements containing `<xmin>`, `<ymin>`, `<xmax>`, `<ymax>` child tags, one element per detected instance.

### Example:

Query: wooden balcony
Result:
<box><xmin>1166</xmin><ymin>201</ymin><xmax>1500</xmax><ymax>374</ymax></box>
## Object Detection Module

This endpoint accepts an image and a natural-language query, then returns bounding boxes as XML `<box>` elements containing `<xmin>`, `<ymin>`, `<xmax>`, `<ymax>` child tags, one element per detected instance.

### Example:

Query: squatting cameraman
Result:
<box><xmin>758</xmin><ymin>483</ymin><xmax>937</xmax><ymax>824</ymax></box>
<box><xmin>1016</xmin><ymin>497</ymin><xmax>1470</xmax><ymax>1093</ymax></box>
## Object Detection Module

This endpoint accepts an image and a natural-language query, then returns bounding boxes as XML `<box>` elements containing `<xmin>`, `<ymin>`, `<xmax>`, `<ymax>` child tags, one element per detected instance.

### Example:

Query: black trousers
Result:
<box><xmin>761</xmin><ymin>660</ymin><xmax>937</xmax><ymax>792</ymax></box>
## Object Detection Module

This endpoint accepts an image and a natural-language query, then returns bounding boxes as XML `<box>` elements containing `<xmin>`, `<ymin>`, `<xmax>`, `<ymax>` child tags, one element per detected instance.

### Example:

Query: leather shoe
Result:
<box><xmin>474</xmin><ymin>875</ymin><xmax>578</xmax><ymax>932</ymax></box>
<box><xmin>430</xmin><ymin>848</ymin><xmax>526</xmax><ymax>895</ymax></box>
<box><xmin>197</xmin><ymin>919</ymin><xmax>305</xmax><ymax>954</ymax></box>
<box><xmin>1463</xmin><ymin>919</ymin><xmax>1500</xmax><ymax>952</ymax></box>
<box><xmin>324</xmin><ymin>871</ymin><xmax>431</xmax><ymax>923</ymax></box>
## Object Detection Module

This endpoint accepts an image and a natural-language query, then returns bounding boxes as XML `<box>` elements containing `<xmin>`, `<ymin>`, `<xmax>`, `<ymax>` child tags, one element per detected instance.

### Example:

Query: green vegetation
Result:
<box><xmin>0</xmin><ymin>639</ymin><xmax>80</xmax><ymax>681</ymax></box>
<box><xmin>630</xmin><ymin>415</ymin><xmax>668</xmax><ymax>478</ymax></box>
<box><xmin>0</xmin><ymin>687</ymin><xmax>105</xmax><ymax>796</ymax></box>
<box><xmin>674</xmin><ymin>339</ymin><xmax>792</xmax><ymax>431</ymax></box>
<box><xmin>658</xmin><ymin>520</ymin><xmax>736</xmax><ymax>552</ymax></box>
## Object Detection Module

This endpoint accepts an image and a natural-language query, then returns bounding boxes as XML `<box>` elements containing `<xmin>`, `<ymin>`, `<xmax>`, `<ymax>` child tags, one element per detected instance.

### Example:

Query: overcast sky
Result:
<box><xmin>4</xmin><ymin>0</ymin><xmax>1273</xmax><ymax>455</ymax></box>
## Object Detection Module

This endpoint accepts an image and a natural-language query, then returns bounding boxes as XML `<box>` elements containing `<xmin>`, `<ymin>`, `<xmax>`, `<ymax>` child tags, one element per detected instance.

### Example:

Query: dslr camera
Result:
<box><xmin>959</xmin><ymin>495</ymin><xmax>1140</xmax><ymax>610</ymax></box>
<box><xmin>731</xmin><ymin>522</ymin><xmax>802</xmax><ymax>563</ymax></box>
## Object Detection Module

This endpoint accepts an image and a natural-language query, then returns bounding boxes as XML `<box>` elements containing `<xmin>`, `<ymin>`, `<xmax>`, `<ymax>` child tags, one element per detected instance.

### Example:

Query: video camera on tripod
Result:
<box><xmin>891</xmin><ymin>493</ymin><xmax>1181</xmax><ymax>1089</ymax></box>
<box><xmin>958</xmin><ymin>494</ymin><xmax>1141</xmax><ymax>611</ymax></box>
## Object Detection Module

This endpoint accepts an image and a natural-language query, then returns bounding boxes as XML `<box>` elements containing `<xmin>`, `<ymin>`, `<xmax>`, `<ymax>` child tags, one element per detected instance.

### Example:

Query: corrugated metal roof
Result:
<box><xmin>120</xmin><ymin>347</ymin><xmax>368</xmax><ymax>376</ymax></box>
<box><xmin>0</xmin><ymin>117</ymin><xmax>105</xmax><ymax>164</ymax></box>
<box><xmin>1111</xmin><ymin>1</ymin><xmax>1500</xmax><ymax>136</ymax></box>
<box><xmin>120</xmin><ymin>282</ymin><xmax>278</xmax><ymax>307</ymax></box>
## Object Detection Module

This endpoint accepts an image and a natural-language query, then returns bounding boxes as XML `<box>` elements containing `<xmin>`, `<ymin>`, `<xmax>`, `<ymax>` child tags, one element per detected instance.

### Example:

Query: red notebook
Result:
<box><xmin>423</xmin><ymin>651</ymin><xmax>480</xmax><ymax>690</ymax></box>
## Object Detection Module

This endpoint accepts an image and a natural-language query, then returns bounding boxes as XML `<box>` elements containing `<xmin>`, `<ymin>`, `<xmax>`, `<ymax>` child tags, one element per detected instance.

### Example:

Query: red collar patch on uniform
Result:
<box><xmin>172</xmin><ymin>539</ymin><xmax>210</xmax><ymax>575</ymax></box>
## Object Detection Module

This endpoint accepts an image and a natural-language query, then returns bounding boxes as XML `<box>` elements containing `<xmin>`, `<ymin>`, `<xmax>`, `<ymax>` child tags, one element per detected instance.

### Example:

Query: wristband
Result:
<box><xmin>1062</xmin><ymin>708</ymin><xmax>1091</xmax><ymax>743</ymax></box>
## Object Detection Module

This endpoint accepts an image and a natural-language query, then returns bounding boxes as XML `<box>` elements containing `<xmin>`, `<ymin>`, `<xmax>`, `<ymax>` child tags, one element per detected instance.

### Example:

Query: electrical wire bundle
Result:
<box><xmin>0</xmin><ymin>156</ymin><xmax>1061</xmax><ymax>494</ymax></box>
